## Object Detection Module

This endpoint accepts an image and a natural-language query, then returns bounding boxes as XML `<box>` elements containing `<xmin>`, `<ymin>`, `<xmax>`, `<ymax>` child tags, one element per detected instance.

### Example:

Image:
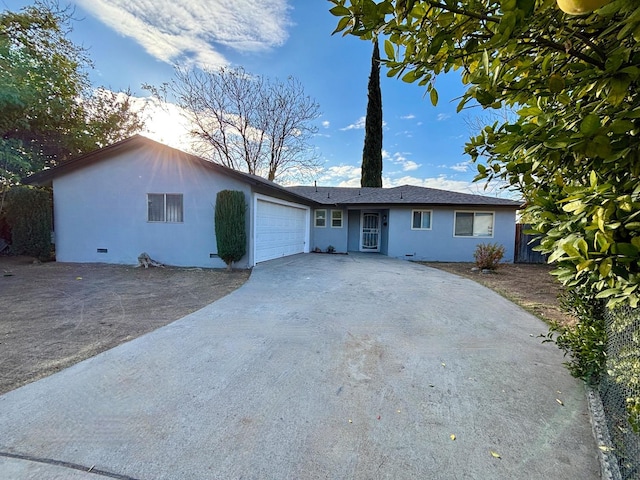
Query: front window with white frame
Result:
<box><xmin>411</xmin><ymin>210</ymin><xmax>432</xmax><ymax>230</ymax></box>
<box><xmin>454</xmin><ymin>211</ymin><xmax>494</xmax><ymax>237</ymax></box>
<box><xmin>331</xmin><ymin>210</ymin><xmax>343</xmax><ymax>228</ymax></box>
<box><xmin>148</xmin><ymin>194</ymin><xmax>183</xmax><ymax>223</ymax></box>
<box><xmin>315</xmin><ymin>209</ymin><xmax>327</xmax><ymax>227</ymax></box>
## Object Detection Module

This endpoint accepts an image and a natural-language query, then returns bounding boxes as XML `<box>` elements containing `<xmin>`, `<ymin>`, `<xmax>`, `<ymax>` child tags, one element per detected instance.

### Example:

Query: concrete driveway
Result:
<box><xmin>0</xmin><ymin>253</ymin><xmax>598</xmax><ymax>479</ymax></box>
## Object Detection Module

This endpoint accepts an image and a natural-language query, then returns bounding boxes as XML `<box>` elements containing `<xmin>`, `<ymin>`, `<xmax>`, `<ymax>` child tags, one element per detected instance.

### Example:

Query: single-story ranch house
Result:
<box><xmin>26</xmin><ymin>135</ymin><xmax>521</xmax><ymax>269</ymax></box>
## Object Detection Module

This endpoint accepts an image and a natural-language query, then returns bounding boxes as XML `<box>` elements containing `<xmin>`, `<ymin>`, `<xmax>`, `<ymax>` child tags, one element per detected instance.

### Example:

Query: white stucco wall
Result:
<box><xmin>52</xmin><ymin>146</ymin><xmax>253</xmax><ymax>268</ymax></box>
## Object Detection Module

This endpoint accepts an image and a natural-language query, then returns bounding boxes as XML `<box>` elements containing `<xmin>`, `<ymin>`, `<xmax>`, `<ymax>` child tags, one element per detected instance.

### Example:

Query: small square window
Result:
<box><xmin>411</xmin><ymin>210</ymin><xmax>432</xmax><ymax>230</ymax></box>
<box><xmin>331</xmin><ymin>210</ymin><xmax>343</xmax><ymax>228</ymax></box>
<box><xmin>315</xmin><ymin>209</ymin><xmax>327</xmax><ymax>228</ymax></box>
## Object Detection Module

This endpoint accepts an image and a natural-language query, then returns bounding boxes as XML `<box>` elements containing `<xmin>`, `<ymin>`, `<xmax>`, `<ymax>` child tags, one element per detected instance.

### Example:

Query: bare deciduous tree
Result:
<box><xmin>147</xmin><ymin>67</ymin><xmax>321</xmax><ymax>182</ymax></box>
<box><xmin>262</xmin><ymin>76</ymin><xmax>321</xmax><ymax>182</ymax></box>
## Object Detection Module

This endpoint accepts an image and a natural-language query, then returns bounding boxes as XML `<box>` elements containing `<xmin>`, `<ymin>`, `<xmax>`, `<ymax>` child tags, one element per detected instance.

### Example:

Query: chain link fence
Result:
<box><xmin>599</xmin><ymin>306</ymin><xmax>640</xmax><ymax>480</ymax></box>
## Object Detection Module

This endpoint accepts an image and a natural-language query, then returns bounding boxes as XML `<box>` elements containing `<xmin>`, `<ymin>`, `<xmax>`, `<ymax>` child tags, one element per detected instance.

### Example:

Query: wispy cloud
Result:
<box><xmin>308</xmin><ymin>160</ymin><xmax>513</xmax><ymax>197</ymax></box>
<box><xmin>317</xmin><ymin>165</ymin><xmax>361</xmax><ymax>185</ymax></box>
<box><xmin>437</xmin><ymin>113</ymin><xmax>451</xmax><ymax>121</ymax></box>
<box><xmin>340</xmin><ymin>116</ymin><xmax>388</xmax><ymax>131</ymax></box>
<box><xmin>384</xmin><ymin>175</ymin><xmax>474</xmax><ymax>193</ymax></box>
<box><xmin>321</xmin><ymin>120</ymin><xmax>330</xmax><ymax>129</ymax></box>
<box><xmin>401</xmin><ymin>114</ymin><xmax>415</xmax><ymax>120</ymax></box>
<box><xmin>388</xmin><ymin>152</ymin><xmax>421</xmax><ymax>172</ymax></box>
<box><xmin>394</xmin><ymin>130</ymin><xmax>413</xmax><ymax>138</ymax></box>
<box><xmin>315</xmin><ymin>168</ymin><xmax>477</xmax><ymax>193</ymax></box>
<box><xmin>340</xmin><ymin>116</ymin><xmax>366</xmax><ymax>131</ymax></box>
<box><xmin>76</xmin><ymin>0</ymin><xmax>291</xmax><ymax>68</ymax></box>
<box><xmin>450</xmin><ymin>161</ymin><xmax>470</xmax><ymax>172</ymax></box>
<box><xmin>402</xmin><ymin>160</ymin><xmax>420</xmax><ymax>172</ymax></box>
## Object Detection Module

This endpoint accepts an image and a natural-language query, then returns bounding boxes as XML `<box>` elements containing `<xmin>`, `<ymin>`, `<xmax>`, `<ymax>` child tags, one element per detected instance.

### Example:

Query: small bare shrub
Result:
<box><xmin>474</xmin><ymin>243</ymin><xmax>505</xmax><ymax>270</ymax></box>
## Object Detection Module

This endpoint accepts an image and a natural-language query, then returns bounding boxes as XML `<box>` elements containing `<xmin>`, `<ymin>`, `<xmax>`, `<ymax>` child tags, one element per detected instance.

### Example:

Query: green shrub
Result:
<box><xmin>214</xmin><ymin>190</ymin><xmax>246</xmax><ymax>270</ymax></box>
<box><xmin>543</xmin><ymin>288</ymin><xmax>607</xmax><ymax>385</ymax></box>
<box><xmin>605</xmin><ymin>305</ymin><xmax>640</xmax><ymax>433</ymax></box>
<box><xmin>4</xmin><ymin>186</ymin><xmax>52</xmax><ymax>260</ymax></box>
<box><xmin>473</xmin><ymin>242</ymin><xmax>505</xmax><ymax>270</ymax></box>
<box><xmin>628</xmin><ymin>397</ymin><xmax>640</xmax><ymax>434</ymax></box>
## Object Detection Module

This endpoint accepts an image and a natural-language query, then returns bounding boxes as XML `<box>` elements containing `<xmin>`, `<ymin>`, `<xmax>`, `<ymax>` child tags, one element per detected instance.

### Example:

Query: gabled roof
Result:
<box><xmin>288</xmin><ymin>185</ymin><xmax>521</xmax><ymax>208</ymax></box>
<box><xmin>24</xmin><ymin>135</ymin><xmax>318</xmax><ymax>206</ymax></box>
<box><xmin>25</xmin><ymin>135</ymin><xmax>520</xmax><ymax>209</ymax></box>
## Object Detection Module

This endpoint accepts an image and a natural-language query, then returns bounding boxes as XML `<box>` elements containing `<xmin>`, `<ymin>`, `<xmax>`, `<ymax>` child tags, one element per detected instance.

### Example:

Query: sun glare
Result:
<box><xmin>140</xmin><ymin>99</ymin><xmax>193</xmax><ymax>153</ymax></box>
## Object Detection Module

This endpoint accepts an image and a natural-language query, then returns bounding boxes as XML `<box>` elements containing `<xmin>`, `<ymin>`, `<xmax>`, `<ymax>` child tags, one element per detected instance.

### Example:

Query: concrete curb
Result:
<box><xmin>587</xmin><ymin>386</ymin><xmax>622</xmax><ymax>480</ymax></box>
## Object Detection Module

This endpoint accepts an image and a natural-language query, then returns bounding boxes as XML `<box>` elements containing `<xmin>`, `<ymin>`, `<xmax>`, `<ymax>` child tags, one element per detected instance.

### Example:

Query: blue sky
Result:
<box><xmin>8</xmin><ymin>0</ymin><xmax>500</xmax><ymax>194</ymax></box>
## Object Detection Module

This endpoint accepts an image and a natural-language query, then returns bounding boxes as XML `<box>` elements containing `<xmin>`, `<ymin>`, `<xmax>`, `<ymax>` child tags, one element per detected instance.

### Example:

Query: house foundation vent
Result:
<box><xmin>97</xmin><ymin>248</ymin><xmax>108</xmax><ymax>253</ymax></box>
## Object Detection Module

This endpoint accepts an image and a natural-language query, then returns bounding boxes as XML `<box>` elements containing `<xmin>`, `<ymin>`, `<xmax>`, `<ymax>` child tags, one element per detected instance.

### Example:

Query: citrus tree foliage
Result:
<box><xmin>214</xmin><ymin>190</ymin><xmax>247</xmax><ymax>270</ymax></box>
<box><xmin>146</xmin><ymin>67</ymin><xmax>321</xmax><ymax>183</ymax></box>
<box><xmin>330</xmin><ymin>0</ymin><xmax>640</xmax><ymax>308</ymax></box>
<box><xmin>0</xmin><ymin>1</ymin><xmax>144</xmax><ymax>189</ymax></box>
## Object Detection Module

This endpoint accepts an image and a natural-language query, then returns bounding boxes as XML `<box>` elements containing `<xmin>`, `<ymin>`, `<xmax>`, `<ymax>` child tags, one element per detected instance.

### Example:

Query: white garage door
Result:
<box><xmin>255</xmin><ymin>197</ymin><xmax>308</xmax><ymax>263</ymax></box>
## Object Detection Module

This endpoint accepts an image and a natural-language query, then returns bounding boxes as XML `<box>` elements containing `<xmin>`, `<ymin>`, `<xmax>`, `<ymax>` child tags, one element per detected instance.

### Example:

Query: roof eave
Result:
<box><xmin>23</xmin><ymin>135</ymin><xmax>320</xmax><ymax>206</ymax></box>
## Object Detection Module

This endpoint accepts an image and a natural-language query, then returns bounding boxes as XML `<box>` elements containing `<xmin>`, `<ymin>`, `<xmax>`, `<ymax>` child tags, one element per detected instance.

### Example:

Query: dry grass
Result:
<box><xmin>419</xmin><ymin>262</ymin><xmax>575</xmax><ymax>327</ymax></box>
<box><xmin>0</xmin><ymin>256</ymin><xmax>250</xmax><ymax>394</ymax></box>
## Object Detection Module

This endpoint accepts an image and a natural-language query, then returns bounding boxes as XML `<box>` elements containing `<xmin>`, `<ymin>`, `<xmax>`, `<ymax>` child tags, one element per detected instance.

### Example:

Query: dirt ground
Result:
<box><xmin>0</xmin><ymin>256</ymin><xmax>249</xmax><ymax>395</ymax></box>
<box><xmin>1</xmin><ymin>256</ymin><xmax>568</xmax><ymax>396</ymax></box>
<box><xmin>421</xmin><ymin>262</ymin><xmax>575</xmax><ymax>327</ymax></box>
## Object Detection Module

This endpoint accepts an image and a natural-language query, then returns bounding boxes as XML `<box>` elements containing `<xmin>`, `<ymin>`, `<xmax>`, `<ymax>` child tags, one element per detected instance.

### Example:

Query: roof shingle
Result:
<box><xmin>287</xmin><ymin>185</ymin><xmax>521</xmax><ymax>207</ymax></box>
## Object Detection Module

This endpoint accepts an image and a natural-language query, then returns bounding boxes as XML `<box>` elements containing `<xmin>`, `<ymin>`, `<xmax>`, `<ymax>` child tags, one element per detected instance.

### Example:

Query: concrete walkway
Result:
<box><xmin>0</xmin><ymin>254</ymin><xmax>599</xmax><ymax>479</ymax></box>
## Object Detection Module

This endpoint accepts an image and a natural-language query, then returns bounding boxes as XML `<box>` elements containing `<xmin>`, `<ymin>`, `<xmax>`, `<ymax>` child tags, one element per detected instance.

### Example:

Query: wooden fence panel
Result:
<box><xmin>514</xmin><ymin>223</ymin><xmax>547</xmax><ymax>264</ymax></box>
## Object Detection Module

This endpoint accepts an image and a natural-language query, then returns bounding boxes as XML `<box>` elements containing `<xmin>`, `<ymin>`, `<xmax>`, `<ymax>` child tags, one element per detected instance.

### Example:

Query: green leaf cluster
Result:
<box><xmin>543</xmin><ymin>286</ymin><xmax>607</xmax><ymax>385</ymax></box>
<box><xmin>605</xmin><ymin>305</ymin><xmax>640</xmax><ymax>434</ymax></box>
<box><xmin>4</xmin><ymin>185</ymin><xmax>52</xmax><ymax>260</ymax></box>
<box><xmin>214</xmin><ymin>190</ymin><xmax>247</xmax><ymax>269</ymax></box>
<box><xmin>0</xmin><ymin>1</ymin><xmax>145</xmax><ymax>192</ymax></box>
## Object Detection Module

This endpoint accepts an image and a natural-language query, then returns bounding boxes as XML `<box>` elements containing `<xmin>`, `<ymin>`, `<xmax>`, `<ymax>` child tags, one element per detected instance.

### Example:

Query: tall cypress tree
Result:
<box><xmin>215</xmin><ymin>190</ymin><xmax>246</xmax><ymax>270</ymax></box>
<box><xmin>361</xmin><ymin>38</ymin><xmax>383</xmax><ymax>188</ymax></box>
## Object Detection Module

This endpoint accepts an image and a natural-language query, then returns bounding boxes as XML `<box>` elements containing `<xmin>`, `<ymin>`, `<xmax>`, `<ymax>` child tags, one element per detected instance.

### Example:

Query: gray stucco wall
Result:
<box><xmin>310</xmin><ymin>208</ymin><xmax>348</xmax><ymax>252</ymax></box>
<box><xmin>385</xmin><ymin>206</ymin><xmax>516</xmax><ymax>262</ymax></box>
<box><xmin>52</xmin><ymin>147</ymin><xmax>253</xmax><ymax>268</ymax></box>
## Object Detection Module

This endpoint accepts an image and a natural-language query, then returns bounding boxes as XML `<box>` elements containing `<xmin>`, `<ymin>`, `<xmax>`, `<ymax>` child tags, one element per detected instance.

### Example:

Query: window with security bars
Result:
<box><xmin>147</xmin><ymin>194</ymin><xmax>183</xmax><ymax>223</ymax></box>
